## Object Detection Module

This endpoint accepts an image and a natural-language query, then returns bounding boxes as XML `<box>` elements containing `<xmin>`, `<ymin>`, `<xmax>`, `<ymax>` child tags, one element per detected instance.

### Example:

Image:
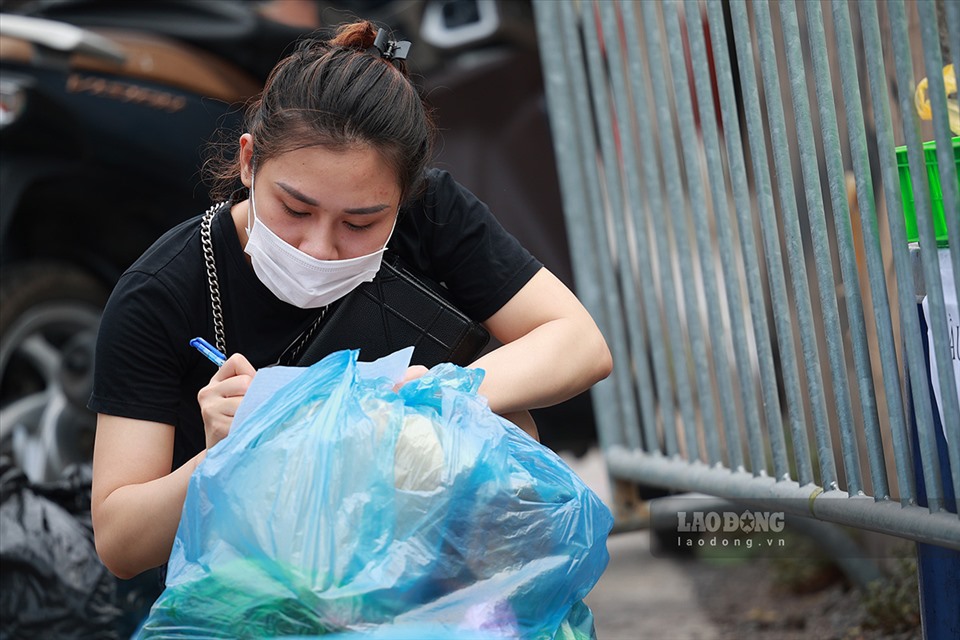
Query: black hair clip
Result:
<box><xmin>370</xmin><ymin>28</ymin><xmax>411</xmax><ymax>61</ymax></box>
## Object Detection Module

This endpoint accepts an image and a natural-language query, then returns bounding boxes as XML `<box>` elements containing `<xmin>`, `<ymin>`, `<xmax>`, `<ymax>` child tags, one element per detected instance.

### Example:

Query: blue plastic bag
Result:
<box><xmin>136</xmin><ymin>348</ymin><xmax>613</xmax><ymax>639</ymax></box>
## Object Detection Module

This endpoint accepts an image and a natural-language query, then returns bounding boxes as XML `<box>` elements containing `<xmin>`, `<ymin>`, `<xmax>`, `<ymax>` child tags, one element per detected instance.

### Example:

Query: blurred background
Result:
<box><xmin>0</xmin><ymin>1</ymin><xmax>605</xmax><ymax>636</ymax></box>
<box><xmin>0</xmin><ymin>0</ymin><xmax>598</xmax><ymax>487</ymax></box>
<box><xmin>2</xmin><ymin>0</ymin><xmax>952</xmax><ymax>638</ymax></box>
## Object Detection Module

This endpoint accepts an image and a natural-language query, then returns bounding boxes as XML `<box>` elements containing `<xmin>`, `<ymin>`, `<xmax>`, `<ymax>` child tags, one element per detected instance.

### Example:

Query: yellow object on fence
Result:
<box><xmin>915</xmin><ymin>64</ymin><xmax>959</xmax><ymax>135</ymax></box>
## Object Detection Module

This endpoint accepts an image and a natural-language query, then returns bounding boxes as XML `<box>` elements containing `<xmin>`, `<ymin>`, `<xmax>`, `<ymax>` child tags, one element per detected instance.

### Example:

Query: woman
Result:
<box><xmin>89</xmin><ymin>21</ymin><xmax>611</xmax><ymax>580</ymax></box>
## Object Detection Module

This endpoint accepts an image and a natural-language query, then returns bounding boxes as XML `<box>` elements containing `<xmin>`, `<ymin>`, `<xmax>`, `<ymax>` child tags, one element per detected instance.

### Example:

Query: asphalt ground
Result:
<box><xmin>562</xmin><ymin>449</ymin><xmax>720</xmax><ymax>640</ymax></box>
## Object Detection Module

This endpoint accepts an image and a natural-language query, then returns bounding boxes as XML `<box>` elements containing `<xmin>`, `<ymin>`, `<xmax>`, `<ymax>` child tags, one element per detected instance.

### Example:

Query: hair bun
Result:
<box><xmin>330</xmin><ymin>21</ymin><xmax>378</xmax><ymax>50</ymax></box>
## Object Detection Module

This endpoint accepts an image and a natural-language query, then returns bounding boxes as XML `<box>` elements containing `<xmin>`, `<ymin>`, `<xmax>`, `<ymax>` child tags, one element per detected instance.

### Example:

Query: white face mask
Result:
<box><xmin>243</xmin><ymin>173</ymin><xmax>395</xmax><ymax>308</ymax></box>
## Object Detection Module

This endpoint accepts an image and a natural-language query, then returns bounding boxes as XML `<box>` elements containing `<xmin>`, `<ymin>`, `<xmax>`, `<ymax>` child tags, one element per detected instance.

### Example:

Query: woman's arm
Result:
<box><xmin>91</xmin><ymin>415</ymin><xmax>202</xmax><ymax>579</ymax></box>
<box><xmin>91</xmin><ymin>354</ymin><xmax>256</xmax><ymax>579</ymax></box>
<box><xmin>473</xmin><ymin>267</ymin><xmax>612</xmax><ymax>416</ymax></box>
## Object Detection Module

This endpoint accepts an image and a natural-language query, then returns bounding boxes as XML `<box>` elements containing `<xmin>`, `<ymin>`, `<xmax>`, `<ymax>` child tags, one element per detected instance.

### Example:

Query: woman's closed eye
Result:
<box><xmin>281</xmin><ymin>202</ymin><xmax>310</xmax><ymax>218</ymax></box>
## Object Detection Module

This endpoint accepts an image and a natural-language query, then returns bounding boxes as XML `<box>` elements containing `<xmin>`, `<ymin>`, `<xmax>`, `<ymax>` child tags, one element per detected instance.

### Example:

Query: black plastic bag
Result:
<box><xmin>0</xmin><ymin>456</ymin><xmax>160</xmax><ymax>639</ymax></box>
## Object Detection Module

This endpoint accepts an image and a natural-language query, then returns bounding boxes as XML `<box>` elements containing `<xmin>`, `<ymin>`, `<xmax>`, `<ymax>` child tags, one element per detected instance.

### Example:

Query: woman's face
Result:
<box><xmin>238</xmin><ymin>134</ymin><xmax>402</xmax><ymax>260</ymax></box>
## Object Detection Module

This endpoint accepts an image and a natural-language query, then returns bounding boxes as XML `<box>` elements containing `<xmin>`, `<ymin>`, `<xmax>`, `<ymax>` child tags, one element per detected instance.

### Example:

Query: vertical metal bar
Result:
<box><xmin>705</xmin><ymin>0</ymin><xmax>813</xmax><ymax>485</ymax></box>
<box><xmin>917</xmin><ymin>0</ymin><xmax>960</xmax><ymax>309</ymax></box>
<box><xmin>578</xmin><ymin>1</ymin><xmax>644</xmax><ymax>452</ymax></box>
<box><xmin>948</xmin><ymin>0</ymin><xmax>960</xmax><ymax>100</ymax></box>
<box><xmin>532</xmin><ymin>0</ymin><xmax>625</xmax><ymax>450</ymax></box>
<box><xmin>561</xmin><ymin>0</ymin><xmax>643</xmax><ymax>451</ymax></box>
<box><xmin>776</xmin><ymin>0</ymin><xmax>863</xmax><ymax>494</ymax></box>
<box><xmin>916</xmin><ymin>0</ymin><xmax>960</xmax><ymax>508</ymax></box>
<box><xmin>738</xmin><ymin>0</ymin><xmax>839</xmax><ymax>489</ymax></box>
<box><xmin>875</xmin><ymin>0</ymin><xmax>944</xmax><ymax>511</ymax></box>
<box><xmin>687</xmin><ymin>0</ymin><xmax>813</xmax><ymax>485</ymax></box>
<box><xmin>947</xmin><ymin>0</ymin><xmax>960</xmax><ymax>484</ymax></box>
<box><xmin>620</xmin><ymin>0</ymin><xmax>693</xmax><ymax>460</ymax></box>
<box><xmin>832</xmin><ymin>0</ymin><xmax>915</xmax><ymax>504</ymax></box>
<box><xmin>596</xmin><ymin>0</ymin><xmax>671</xmax><ymax>456</ymax></box>
<box><xmin>639</xmin><ymin>0</ymin><xmax>726</xmax><ymax>467</ymax></box>
<box><xmin>661</xmin><ymin>0</ymin><xmax>753</xmax><ymax>470</ymax></box>
<box><xmin>948</xmin><ymin>0</ymin><xmax>960</xmax><ymax>138</ymax></box>
<box><xmin>804</xmin><ymin>0</ymin><xmax>888</xmax><ymax>499</ymax></box>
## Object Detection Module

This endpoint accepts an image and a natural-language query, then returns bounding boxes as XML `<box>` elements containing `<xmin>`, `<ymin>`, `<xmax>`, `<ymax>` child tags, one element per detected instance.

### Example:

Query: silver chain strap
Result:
<box><xmin>200</xmin><ymin>202</ymin><xmax>229</xmax><ymax>355</ymax></box>
<box><xmin>280</xmin><ymin>305</ymin><xmax>327</xmax><ymax>365</ymax></box>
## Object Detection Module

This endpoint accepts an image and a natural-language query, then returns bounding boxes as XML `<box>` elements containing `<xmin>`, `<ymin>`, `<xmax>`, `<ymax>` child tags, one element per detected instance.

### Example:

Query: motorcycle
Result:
<box><xmin>0</xmin><ymin>0</ymin><xmax>594</xmax><ymax>484</ymax></box>
<box><xmin>0</xmin><ymin>0</ymin><xmax>297</xmax><ymax>483</ymax></box>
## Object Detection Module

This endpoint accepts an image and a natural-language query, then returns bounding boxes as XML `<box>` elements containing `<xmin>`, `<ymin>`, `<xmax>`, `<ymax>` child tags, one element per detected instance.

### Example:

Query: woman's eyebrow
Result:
<box><xmin>276</xmin><ymin>182</ymin><xmax>387</xmax><ymax>214</ymax></box>
<box><xmin>277</xmin><ymin>182</ymin><xmax>319</xmax><ymax>206</ymax></box>
<box><xmin>343</xmin><ymin>204</ymin><xmax>389</xmax><ymax>215</ymax></box>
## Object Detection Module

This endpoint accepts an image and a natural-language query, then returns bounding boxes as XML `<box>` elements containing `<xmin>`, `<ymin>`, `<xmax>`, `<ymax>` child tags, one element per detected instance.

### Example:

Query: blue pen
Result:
<box><xmin>190</xmin><ymin>337</ymin><xmax>226</xmax><ymax>367</ymax></box>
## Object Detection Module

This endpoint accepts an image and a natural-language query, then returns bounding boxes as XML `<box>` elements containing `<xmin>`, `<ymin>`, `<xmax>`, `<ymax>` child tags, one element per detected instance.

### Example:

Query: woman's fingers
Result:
<box><xmin>212</xmin><ymin>353</ymin><xmax>258</xmax><ymax>381</ymax></box>
<box><xmin>394</xmin><ymin>365</ymin><xmax>429</xmax><ymax>391</ymax></box>
<box><xmin>199</xmin><ymin>353</ymin><xmax>257</xmax><ymax>448</ymax></box>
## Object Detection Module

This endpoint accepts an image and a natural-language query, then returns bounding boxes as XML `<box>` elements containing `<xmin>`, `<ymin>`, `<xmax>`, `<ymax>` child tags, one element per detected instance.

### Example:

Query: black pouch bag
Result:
<box><xmin>289</xmin><ymin>253</ymin><xmax>490</xmax><ymax>368</ymax></box>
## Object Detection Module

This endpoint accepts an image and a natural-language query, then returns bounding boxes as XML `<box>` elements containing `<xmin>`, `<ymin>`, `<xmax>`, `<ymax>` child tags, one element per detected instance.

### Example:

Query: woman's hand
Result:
<box><xmin>473</xmin><ymin>268</ymin><xmax>612</xmax><ymax>416</ymax></box>
<box><xmin>394</xmin><ymin>365</ymin><xmax>429</xmax><ymax>392</ymax></box>
<box><xmin>501</xmin><ymin>410</ymin><xmax>539</xmax><ymax>441</ymax></box>
<box><xmin>197</xmin><ymin>353</ymin><xmax>257</xmax><ymax>449</ymax></box>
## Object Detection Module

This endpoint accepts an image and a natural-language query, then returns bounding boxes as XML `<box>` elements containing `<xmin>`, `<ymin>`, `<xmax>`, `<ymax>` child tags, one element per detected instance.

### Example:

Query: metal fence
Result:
<box><xmin>533</xmin><ymin>0</ymin><xmax>960</xmax><ymax>549</ymax></box>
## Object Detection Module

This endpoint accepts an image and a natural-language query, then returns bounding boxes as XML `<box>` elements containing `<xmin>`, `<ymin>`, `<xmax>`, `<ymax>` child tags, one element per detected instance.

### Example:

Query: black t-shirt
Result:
<box><xmin>89</xmin><ymin>169</ymin><xmax>541</xmax><ymax>470</ymax></box>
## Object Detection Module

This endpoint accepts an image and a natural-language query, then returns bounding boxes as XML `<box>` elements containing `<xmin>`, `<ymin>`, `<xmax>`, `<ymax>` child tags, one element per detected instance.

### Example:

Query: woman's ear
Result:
<box><xmin>239</xmin><ymin>133</ymin><xmax>254</xmax><ymax>187</ymax></box>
